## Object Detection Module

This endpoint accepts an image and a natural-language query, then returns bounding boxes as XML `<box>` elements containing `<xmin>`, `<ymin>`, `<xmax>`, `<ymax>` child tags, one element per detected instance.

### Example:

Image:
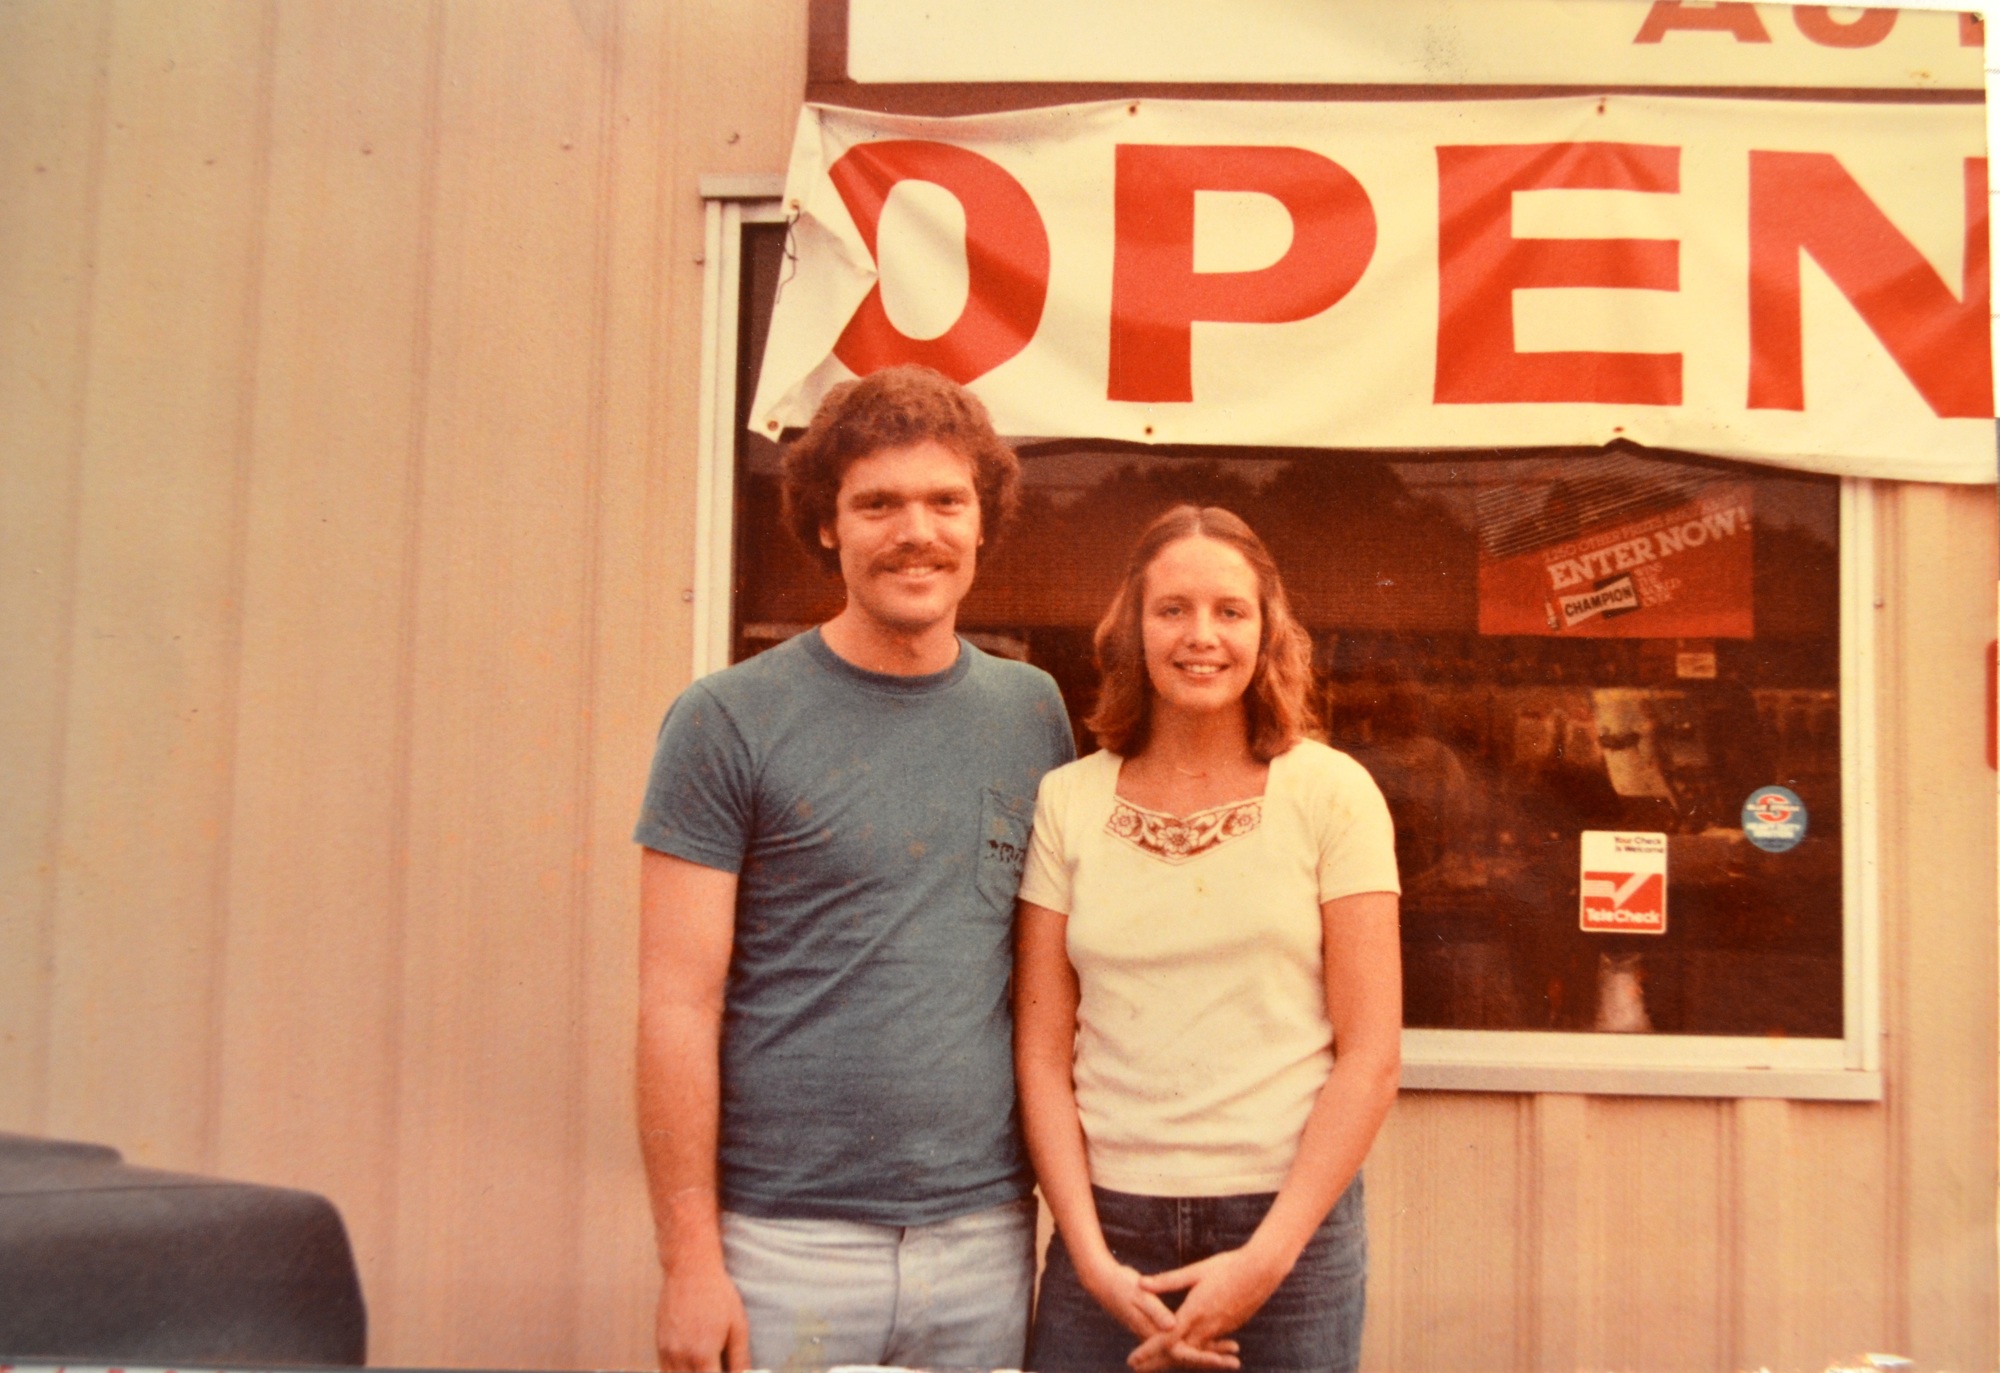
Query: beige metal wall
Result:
<box><xmin>0</xmin><ymin>3</ymin><xmax>1991</xmax><ymax>1370</ymax></box>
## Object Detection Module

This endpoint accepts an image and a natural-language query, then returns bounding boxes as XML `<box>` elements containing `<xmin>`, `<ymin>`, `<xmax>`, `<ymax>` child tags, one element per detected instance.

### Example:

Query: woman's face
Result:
<box><xmin>1140</xmin><ymin>535</ymin><xmax>1264</xmax><ymax>719</ymax></box>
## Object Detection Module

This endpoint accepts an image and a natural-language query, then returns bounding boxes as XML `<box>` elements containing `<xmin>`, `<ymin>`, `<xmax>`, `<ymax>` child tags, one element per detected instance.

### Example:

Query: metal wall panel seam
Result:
<box><xmin>555</xmin><ymin>0</ymin><xmax>631</xmax><ymax>1359</ymax></box>
<box><xmin>12</xmin><ymin>0</ymin><xmax>116</xmax><ymax>1142</ymax></box>
<box><xmin>199</xmin><ymin>0</ymin><xmax>282</xmax><ymax>1180</ymax></box>
<box><xmin>1874</xmin><ymin>483</ymin><xmax>1912</xmax><ymax>1355</ymax></box>
<box><xmin>381</xmin><ymin>0</ymin><xmax>453</xmax><ymax>1355</ymax></box>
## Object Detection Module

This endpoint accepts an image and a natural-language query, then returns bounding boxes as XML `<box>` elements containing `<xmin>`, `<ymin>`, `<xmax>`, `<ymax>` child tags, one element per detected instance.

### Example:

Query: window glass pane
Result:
<box><xmin>731</xmin><ymin>222</ymin><xmax>1843</xmax><ymax>1042</ymax></box>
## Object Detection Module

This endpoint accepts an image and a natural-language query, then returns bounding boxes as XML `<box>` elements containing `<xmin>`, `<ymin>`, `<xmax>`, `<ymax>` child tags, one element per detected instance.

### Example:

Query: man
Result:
<box><xmin>634</xmin><ymin>365</ymin><xmax>1075</xmax><ymax>1372</ymax></box>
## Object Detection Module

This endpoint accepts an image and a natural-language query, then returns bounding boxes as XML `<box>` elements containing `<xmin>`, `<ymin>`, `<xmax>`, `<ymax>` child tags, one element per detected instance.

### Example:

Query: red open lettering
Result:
<box><xmin>1436</xmin><ymin>142</ymin><xmax>1682</xmax><ymax>406</ymax></box>
<box><xmin>828</xmin><ymin>140</ymin><xmax>1050</xmax><ymax>385</ymax></box>
<box><xmin>1633</xmin><ymin>2</ymin><xmax>1771</xmax><ymax>43</ymax></box>
<box><xmin>1792</xmin><ymin>7</ymin><xmax>1896</xmax><ymax>47</ymax></box>
<box><xmin>1108</xmin><ymin>145</ymin><xmax>1376</xmax><ymax>403</ymax></box>
<box><xmin>1748</xmin><ymin>152</ymin><xmax>1991</xmax><ymax>418</ymax></box>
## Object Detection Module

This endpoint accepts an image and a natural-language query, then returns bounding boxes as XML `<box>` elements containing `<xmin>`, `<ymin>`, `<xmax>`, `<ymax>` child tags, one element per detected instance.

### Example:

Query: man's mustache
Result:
<box><xmin>868</xmin><ymin>543</ymin><xmax>961</xmax><ymax>574</ymax></box>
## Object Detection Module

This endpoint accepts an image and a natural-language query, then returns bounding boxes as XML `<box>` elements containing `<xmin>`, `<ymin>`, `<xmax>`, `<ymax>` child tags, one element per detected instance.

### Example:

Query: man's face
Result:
<box><xmin>820</xmin><ymin>439</ymin><xmax>983</xmax><ymax>640</ymax></box>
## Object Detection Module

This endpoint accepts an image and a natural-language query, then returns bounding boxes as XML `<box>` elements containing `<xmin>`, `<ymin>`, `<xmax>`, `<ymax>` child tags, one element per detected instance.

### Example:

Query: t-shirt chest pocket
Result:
<box><xmin>976</xmin><ymin>786</ymin><xmax>1034</xmax><ymax>912</ymax></box>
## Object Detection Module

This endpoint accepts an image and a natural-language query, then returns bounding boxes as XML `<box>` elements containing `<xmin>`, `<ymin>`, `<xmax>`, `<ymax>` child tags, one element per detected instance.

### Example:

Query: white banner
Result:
<box><xmin>848</xmin><ymin>0</ymin><xmax>1983</xmax><ymax>91</ymax></box>
<box><xmin>750</xmin><ymin>97</ymin><xmax>1996</xmax><ymax>482</ymax></box>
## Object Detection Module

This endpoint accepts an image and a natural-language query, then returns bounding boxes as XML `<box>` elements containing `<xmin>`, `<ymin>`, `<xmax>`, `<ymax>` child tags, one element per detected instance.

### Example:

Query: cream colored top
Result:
<box><xmin>1018</xmin><ymin>740</ymin><xmax>1399</xmax><ymax>1196</ymax></box>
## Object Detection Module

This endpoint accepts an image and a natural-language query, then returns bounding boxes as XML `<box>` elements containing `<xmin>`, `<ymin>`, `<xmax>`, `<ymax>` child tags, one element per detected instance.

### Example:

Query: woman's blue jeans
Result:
<box><xmin>1029</xmin><ymin>1176</ymin><xmax>1366</xmax><ymax>1373</ymax></box>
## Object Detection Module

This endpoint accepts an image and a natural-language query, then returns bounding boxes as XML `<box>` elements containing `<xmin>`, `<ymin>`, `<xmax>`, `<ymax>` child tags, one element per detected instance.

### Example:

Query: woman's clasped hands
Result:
<box><xmin>1080</xmin><ymin>1242</ymin><xmax>1292</xmax><ymax>1371</ymax></box>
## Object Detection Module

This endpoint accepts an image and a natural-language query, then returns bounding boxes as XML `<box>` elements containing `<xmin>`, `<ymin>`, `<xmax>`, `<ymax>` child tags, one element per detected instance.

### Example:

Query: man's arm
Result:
<box><xmin>637</xmin><ymin>847</ymin><xmax>750</xmax><ymax>1373</ymax></box>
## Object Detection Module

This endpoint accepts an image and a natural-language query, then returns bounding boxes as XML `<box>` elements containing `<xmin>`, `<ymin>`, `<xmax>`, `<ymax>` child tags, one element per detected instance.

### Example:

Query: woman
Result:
<box><xmin>1016</xmin><ymin>506</ymin><xmax>1401</xmax><ymax>1373</ymax></box>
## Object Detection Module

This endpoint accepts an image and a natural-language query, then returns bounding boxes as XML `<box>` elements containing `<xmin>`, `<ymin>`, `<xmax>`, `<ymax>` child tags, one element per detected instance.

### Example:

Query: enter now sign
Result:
<box><xmin>753</xmin><ymin>96</ymin><xmax>1993</xmax><ymax>482</ymax></box>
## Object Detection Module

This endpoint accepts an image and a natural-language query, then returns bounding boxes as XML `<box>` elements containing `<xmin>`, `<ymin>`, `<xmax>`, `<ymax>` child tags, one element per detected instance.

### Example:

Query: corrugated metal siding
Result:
<box><xmin>0</xmin><ymin>2</ymin><xmax>806</xmax><ymax>1365</ymax></box>
<box><xmin>0</xmin><ymin>4</ymin><xmax>1990</xmax><ymax>1370</ymax></box>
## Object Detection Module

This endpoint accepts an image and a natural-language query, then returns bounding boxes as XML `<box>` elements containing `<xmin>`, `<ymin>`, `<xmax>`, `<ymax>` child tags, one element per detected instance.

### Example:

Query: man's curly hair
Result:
<box><xmin>781</xmin><ymin>366</ymin><xmax>1020</xmax><ymax>575</ymax></box>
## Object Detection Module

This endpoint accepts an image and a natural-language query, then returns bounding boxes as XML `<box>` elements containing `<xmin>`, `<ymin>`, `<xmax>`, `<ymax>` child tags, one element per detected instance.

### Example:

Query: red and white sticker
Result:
<box><xmin>1580</xmin><ymin>830</ymin><xmax>1668</xmax><ymax>935</ymax></box>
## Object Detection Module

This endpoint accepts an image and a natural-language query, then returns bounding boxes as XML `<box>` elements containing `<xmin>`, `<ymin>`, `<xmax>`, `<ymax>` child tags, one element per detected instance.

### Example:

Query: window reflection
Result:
<box><xmin>735</xmin><ymin>236</ymin><xmax>1840</xmax><ymax>1039</ymax></box>
<box><xmin>732</xmin><ymin>439</ymin><xmax>1843</xmax><ymax>1042</ymax></box>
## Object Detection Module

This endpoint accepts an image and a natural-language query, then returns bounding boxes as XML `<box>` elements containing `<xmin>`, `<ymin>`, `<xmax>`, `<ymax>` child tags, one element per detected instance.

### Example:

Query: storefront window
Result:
<box><xmin>711</xmin><ymin>206</ymin><xmax>1873</xmax><ymax>1095</ymax></box>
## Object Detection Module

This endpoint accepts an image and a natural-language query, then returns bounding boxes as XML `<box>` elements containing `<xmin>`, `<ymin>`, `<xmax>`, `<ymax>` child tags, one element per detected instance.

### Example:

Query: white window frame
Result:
<box><xmin>694</xmin><ymin>176</ymin><xmax>1884</xmax><ymax>1102</ymax></box>
<box><xmin>692</xmin><ymin>176</ymin><xmax>795</xmax><ymax>680</ymax></box>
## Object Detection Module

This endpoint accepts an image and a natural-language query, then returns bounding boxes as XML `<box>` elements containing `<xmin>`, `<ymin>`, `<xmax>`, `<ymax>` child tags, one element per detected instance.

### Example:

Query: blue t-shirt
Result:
<box><xmin>634</xmin><ymin>629</ymin><xmax>1075</xmax><ymax>1224</ymax></box>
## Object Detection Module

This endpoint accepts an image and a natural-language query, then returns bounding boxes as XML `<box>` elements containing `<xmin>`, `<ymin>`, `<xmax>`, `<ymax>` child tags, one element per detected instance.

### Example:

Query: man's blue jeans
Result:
<box><xmin>1029</xmin><ymin>1178</ymin><xmax>1367</xmax><ymax>1373</ymax></box>
<box><xmin>722</xmin><ymin>1196</ymin><xmax>1035</xmax><ymax>1372</ymax></box>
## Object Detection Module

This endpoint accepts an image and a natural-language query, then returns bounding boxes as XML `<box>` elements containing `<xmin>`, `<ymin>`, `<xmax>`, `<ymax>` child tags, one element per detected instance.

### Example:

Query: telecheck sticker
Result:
<box><xmin>1741</xmin><ymin>785</ymin><xmax>1808</xmax><ymax>852</ymax></box>
<box><xmin>1580</xmin><ymin>830</ymin><xmax>1668</xmax><ymax>935</ymax></box>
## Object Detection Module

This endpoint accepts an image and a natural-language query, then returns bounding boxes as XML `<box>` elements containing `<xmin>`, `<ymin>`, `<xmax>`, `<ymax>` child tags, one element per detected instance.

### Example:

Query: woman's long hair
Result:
<box><xmin>1085</xmin><ymin>505</ymin><xmax>1315</xmax><ymax>762</ymax></box>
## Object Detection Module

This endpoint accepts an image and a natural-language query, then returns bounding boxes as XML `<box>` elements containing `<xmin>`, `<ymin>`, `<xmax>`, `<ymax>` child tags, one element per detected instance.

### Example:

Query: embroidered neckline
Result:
<box><xmin>1105</xmin><ymin>794</ymin><xmax>1262</xmax><ymax>864</ymax></box>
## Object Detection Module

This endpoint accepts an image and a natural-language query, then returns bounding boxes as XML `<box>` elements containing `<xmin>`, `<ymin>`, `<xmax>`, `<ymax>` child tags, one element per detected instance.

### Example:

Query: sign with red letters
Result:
<box><xmin>751</xmin><ymin>94</ymin><xmax>1992</xmax><ymax>481</ymax></box>
<box><xmin>1580</xmin><ymin>830</ymin><xmax>1670</xmax><ymax>934</ymax></box>
<box><xmin>841</xmin><ymin>1</ymin><xmax>1983</xmax><ymax>92</ymax></box>
<box><xmin>1477</xmin><ymin>479</ymin><xmax>1755</xmax><ymax>637</ymax></box>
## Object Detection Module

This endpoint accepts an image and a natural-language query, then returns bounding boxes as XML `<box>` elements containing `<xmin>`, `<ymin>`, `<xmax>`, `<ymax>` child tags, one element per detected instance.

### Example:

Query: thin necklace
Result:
<box><xmin>1171</xmin><ymin>762</ymin><xmax>1209</xmax><ymax>779</ymax></box>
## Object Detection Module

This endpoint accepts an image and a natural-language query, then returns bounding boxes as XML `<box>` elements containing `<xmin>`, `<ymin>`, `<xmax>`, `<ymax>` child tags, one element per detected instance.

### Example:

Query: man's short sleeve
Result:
<box><xmin>1044</xmin><ymin>681</ymin><xmax>1079</xmax><ymax>771</ymax></box>
<box><xmin>632</xmin><ymin>683</ymin><xmax>757</xmax><ymax>873</ymax></box>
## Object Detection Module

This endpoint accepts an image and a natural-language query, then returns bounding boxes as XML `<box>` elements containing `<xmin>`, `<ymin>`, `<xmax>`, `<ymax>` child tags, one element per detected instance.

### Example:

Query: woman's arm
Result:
<box><xmin>1131</xmin><ymin>889</ymin><xmax>1401</xmax><ymax>1371</ymax></box>
<box><xmin>1015</xmin><ymin>899</ymin><xmax>1233</xmax><ymax>1365</ymax></box>
<box><xmin>1015</xmin><ymin>901</ymin><xmax>1182</xmax><ymax>1344</ymax></box>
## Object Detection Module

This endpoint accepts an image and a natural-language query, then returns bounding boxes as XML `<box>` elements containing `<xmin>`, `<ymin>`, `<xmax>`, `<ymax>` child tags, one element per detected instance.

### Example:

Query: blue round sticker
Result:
<box><xmin>1742</xmin><ymin>786</ymin><xmax>1808</xmax><ymax>852</ymax></box>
